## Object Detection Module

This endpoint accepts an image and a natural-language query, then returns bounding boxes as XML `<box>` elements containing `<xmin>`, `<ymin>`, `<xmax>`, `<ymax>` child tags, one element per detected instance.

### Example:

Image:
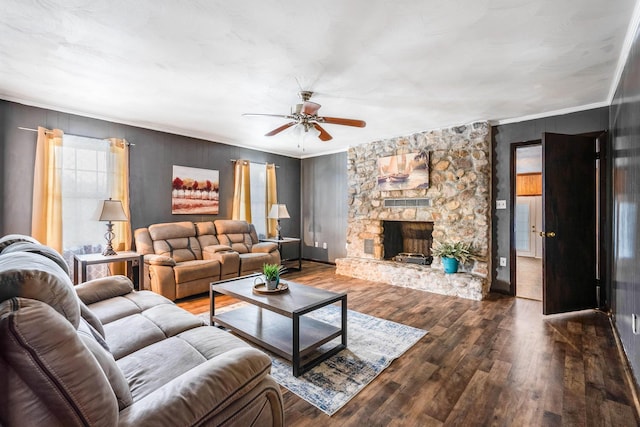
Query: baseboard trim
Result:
<box><xmin>609</xmin><ymin>312</ymin><xmax>640</xmax><ymax>421</ymax></box>
<box><xmin>301</xmin><ymin>258</ymin><xmax>336</xmax><ymax>266</ymax></box>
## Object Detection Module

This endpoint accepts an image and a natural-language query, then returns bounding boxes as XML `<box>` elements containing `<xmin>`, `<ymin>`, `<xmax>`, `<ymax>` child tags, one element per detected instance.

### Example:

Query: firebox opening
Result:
<box><xmin>382</xmin><ymin>221</ymin><xmax>434</xmax><ymax>264</ymax></box>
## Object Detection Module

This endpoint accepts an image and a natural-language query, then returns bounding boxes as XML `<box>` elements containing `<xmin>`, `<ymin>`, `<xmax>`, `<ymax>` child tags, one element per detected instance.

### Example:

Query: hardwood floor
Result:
<box><xmin>516</xmin><ymin>255</ymin><xmax>542</xmax><ymax>301</ymax></box>
<box><xmin>177</xmin><ymin>261</ymin><xmax>639</xmax><ymax>426</ymax></box>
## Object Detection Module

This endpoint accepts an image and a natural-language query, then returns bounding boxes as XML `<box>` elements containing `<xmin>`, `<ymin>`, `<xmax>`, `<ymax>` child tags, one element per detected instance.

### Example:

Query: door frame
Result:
<box><xmin>509</xmin><ymin>139</ymin><xmax>541</xmax><ymax>297</ymax></box>
<box><xmin>509</xmin><ymin>132</ymin><xmax>609</xmax><ymax>310</ymax></box>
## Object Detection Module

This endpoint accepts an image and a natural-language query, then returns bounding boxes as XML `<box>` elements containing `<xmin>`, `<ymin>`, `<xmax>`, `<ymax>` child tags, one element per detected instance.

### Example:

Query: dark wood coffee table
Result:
<box><xmin>210</xmin><ymin>274</ymin><xmax>347</xmax><ymax>377</ymax></box>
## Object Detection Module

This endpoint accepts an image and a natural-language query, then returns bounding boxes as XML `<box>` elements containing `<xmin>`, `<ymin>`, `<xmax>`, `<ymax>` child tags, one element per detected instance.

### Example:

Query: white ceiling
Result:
<box><xmin>1</xmin><ymin>0</ymin><xmax>638</xmax><ymax>158</ymax></box>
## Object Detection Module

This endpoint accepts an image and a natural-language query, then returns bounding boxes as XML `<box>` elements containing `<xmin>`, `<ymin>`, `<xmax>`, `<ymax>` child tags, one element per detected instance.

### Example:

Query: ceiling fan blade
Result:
<box><xmin>302</xmin><ymin>101</ymin><xmax>321</xmax><ymax>115</ymax></box>
<box><xmin>243</xmin><ymin>113</ymin><xmax>291</xmax><ymax>119</ymax></box>
<box><xmin>320</xmin><ymin>116</ymin><xmax>366</xmax><ymax>127</ymax></box>
<box><xmin>265</xmin><ymin>122</ymin><xmax>296</xmax><ymax>137</ymax></box>
<box><xmin>313</xmin><ymin>123</ymin><xmax>333</xmax><ymax>141</ymax></box>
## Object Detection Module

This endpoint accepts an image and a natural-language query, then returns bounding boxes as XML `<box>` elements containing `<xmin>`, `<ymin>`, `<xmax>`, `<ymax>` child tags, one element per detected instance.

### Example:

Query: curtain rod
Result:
<box><xmin>17</xmin><ymin>127</ymin><xmax>135</xmax><ymax>146</ymax></box>
<box><xmin>230</xmin><ymin>159</ymin><xmax>279</xmax><ymax>168</ymax></box>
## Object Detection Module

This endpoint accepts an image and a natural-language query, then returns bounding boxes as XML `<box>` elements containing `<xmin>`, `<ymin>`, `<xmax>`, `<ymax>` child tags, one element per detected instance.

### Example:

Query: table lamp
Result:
<box><xmin>268</xmin><ymin>204</ymin><xmax>290</xmax><ymax>240</ymax></box>
<box><xmin>98</xmin><ymin>198</ymin><xmax>128</xmax><ymax>256</ymax></box>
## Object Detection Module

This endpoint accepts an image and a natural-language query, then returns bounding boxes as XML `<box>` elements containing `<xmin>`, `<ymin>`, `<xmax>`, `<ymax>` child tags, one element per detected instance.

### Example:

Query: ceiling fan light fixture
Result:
<box><xmin>245</xmin><ymin>91</ymin><xmax>365</xmax><ymax>142</ymax></box>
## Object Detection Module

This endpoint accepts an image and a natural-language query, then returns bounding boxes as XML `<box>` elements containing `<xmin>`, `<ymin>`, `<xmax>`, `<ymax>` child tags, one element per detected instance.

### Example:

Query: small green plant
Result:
<box><xmin>431</xmin><ymin>241</ymin><xmax>476</xmax><ymax>264</ymax></box>
<box><xmin>262</xmin><ymin>263</ymin><xmax>285</xmax><ymax>281</ymax></box>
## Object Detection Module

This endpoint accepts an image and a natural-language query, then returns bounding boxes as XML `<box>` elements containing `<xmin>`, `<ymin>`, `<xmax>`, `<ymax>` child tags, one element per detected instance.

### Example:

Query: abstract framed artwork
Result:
<box><xmin>171</xmin><ymin>165</ymin><xmax>220</xmax><ymax>214</ymax></box>
<box><xmin>377</xmin><ymin>150</ymin><xmax>429</xmax><ymax>190</ymax></box>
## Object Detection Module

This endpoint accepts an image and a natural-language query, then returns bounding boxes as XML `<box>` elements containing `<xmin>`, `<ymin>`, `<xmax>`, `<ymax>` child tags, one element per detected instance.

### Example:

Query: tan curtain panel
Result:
<box><xmin>108</xmin><ymin>138</ymin><xmax>131</xmax><ymax>275</ymax></box>
<box><xmin>232</xmin><ymin>159</ymin><xmax>252</xmax><ymax>222</ymax></box>
<box><xmin>31</xmin><ymin>127</ymin><xmax>64</xmax><ymax>253</ymax></box>
<box><xmin>266</xmin><ymin>163</ymin><xmax>278</xmax><ymax>237</ymax></box>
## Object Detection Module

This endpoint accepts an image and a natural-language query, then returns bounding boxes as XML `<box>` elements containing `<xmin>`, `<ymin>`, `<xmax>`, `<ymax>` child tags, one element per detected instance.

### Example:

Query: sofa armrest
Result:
<box><xmin>75</xmin><ymin>275</ymin><xmax>134</xmax><ymax>305</ymax></box>
<box><xmin>117</xmin><ymin>348</ymin><xmax>282</xmax><ymax>426</ymax></box>
<box><xmin>202</xmin><ymin>244</ymin><xmax>233</xmax><ymax>254</ymax></box>
<box><xmin>144</xmin><ymin>254</ymin><xmax>176</xmax><ymax>266</ymax></box>
<box><xmin>252</xmin><ymin>242</ymin><xmax>278</xmax><ymax>254</ymax></box>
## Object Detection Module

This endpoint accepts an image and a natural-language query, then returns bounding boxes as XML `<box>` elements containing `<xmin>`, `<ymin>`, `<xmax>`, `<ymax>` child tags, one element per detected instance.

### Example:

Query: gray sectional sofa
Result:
<box><xmin>0</xmin><ymin>234</ymin><xmax>284</xmax><ymax>426</ymax></box>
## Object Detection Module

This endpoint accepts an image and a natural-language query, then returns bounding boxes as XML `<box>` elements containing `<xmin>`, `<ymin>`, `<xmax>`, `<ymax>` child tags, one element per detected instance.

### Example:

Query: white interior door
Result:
<box><xmin>533</xmin><ymin>196</ymin><xmax>542</xmax><ymax>258</ymax></box>
<box><xmin>515</xmin><ymin>196</ymin><xmax>542</xmax><ymax>258</ymax></box>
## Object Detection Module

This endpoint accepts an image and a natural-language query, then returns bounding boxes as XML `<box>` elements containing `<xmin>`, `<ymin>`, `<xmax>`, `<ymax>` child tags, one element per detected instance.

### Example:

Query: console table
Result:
<box><xmin>73</xmin><ymin>251</ymin><xmax>144</xmax><ymax>289</ymax></box>
<box><xmin>260</xmin><ymin>237</ymin><xmax>302</xmax><ymax>271</ymax></box>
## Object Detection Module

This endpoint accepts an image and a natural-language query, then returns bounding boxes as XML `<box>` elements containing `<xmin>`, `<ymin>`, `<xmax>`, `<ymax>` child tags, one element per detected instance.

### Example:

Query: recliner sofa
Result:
<box><xmin>134</xmin><ymin>220</ymin><xmax>281</xmax><ymax>300</ymax></box>
<box><xmin>0</xmin><ymin>234</ymin><xmax>285</xmax><ymax>426</ymax></box>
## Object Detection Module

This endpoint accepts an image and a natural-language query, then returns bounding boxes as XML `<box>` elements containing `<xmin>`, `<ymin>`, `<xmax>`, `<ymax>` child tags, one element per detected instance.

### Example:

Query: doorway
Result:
<box><xmin>510</xmin><ymin>132</ymin><xmax>606</xmax><ymax>315</ymax></box>
<box><xmin>514</xmin><ymin>144</ymin><xmax>543</xmax><ymax>301</ymax></box>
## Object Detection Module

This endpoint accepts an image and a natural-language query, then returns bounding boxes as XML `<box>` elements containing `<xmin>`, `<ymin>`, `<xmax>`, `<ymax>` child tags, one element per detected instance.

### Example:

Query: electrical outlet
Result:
<box><xmin>499</xmin><ymin>257</ymin><xmax>507</xmax><ymax>267</ymax></box>
<box><xmin>322</xmin><ymin>242</ymin><xmax>327</xmax><ymax>249</ymax></box>
<box><xmin>314</xmin><ymin>241</ymin><xmax>318</xmax><ymax>247</ymax></box>
<box><xmin>496</xmin><ymin>200</ymin><xmax>507</xmax><ymax>209</ymax></box>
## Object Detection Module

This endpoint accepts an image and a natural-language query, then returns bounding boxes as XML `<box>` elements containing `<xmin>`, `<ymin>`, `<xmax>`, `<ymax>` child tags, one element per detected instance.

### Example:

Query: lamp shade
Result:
<box><xmin>98</xmin><ymin>199</ymin><xmax>128</xmax><ymax>222</ymax></box>
<box><xmin>268</xmin><ymin>204</ymin><xmax>290</xmax><ymax>219</ymax></box>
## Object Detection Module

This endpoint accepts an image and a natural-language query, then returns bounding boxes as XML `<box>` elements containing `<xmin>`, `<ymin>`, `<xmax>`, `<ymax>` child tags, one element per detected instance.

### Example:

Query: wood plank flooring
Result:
<box><xmin>177</xmin><ymin>261</ymin><xmax>639</xmax><ymax>426</ymax></box>
<box><xmin>516</xmin><ymin>255</ymin><xmax>542</xmax><ymax>301</ymax></box>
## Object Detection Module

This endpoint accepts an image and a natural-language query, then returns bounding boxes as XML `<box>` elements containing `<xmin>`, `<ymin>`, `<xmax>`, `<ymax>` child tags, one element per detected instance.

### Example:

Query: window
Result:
<box><xmin>59</xmin><ymin>135</ymin><xmax>114</xmax><ymax>279</ymax></box>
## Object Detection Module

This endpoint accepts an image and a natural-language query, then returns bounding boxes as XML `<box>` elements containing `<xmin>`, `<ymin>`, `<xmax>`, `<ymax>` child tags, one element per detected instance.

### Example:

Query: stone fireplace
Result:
<box><xmin>335</xmin><ymin>122</ymin><xmax>491</xmax><ymax>300</ymax></box>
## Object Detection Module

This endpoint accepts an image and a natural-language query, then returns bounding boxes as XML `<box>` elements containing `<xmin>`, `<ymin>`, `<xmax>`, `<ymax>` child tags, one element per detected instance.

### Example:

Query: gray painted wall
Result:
<box><xmin>0</xmin><ymin>100</ymin><xmax>301</xmax><ymax>240</ymax></box>
<box><xmin>301</xmin><ymin>152</ymin><xmax>348</xmax><ymax>262</ymax></box>
<box><xmin>492</xmin><ymin>107</ymin><xmax>609</xmax><ymax>293</ymax></box>
<box><xmin>610</xmin><ymin>24</ymin><xmax>640</xmax><ymax>384</ymax></box>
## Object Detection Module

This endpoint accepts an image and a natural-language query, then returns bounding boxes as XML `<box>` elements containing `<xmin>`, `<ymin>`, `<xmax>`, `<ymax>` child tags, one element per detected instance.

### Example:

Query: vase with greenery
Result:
<box><xmin>262</xmin><ymin>263</ymin><xmax>285</xmax><ymax>290</ymax></box>
<box><xmin>431</xmin><ymin>241</ymin><xmax>476</xmax><ymax>274</ymax></box>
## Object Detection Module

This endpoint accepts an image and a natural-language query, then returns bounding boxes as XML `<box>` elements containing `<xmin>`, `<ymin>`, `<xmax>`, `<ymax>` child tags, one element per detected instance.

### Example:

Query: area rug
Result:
<box><xmin>206</xmin><ymin>304</ymin><xmax>427</xmax><ymax>416</ymax></box>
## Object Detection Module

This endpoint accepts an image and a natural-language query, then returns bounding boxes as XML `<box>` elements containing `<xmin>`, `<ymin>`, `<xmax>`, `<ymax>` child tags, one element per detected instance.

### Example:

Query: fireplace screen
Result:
<box><xmin>382</xmin><ymin>221</ymin><xmax>434</xmax><ymax>264</ymax></box>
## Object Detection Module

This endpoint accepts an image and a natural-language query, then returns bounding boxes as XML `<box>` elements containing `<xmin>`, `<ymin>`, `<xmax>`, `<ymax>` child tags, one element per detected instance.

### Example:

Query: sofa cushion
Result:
<box><xmin>79</xmin><ymin>299</ymin><xmax>106</xmax><ymax>339</ymax></box>
<box><xmin>0</xmin><ymin>234</ymin><xmax>40</xmax><ymax>253</ymax></box>
<box><xmin>195</xmin><ymin>221</ymin><xmax>220</xmax><ymax>248</ymax></box>
<box><xmin>149</xmin><ymin>222</ymin><xmax>203</xmax><ymax>262</ymax></box>
<box><xmin>118</xmin><ymin>336</ymin><xmax>208</xmax><ymax>401</ymax></box>
<box><xmin>153</xmin><ymin>237</ymin><xmax>202</xmax><ymax>263</ymax></box>
<box><xmin>78</xmin><ymin>318</ymin><xmax>133</xmax><ymax>410</ymax></box>
<box><xmin>102</xmin><ymin>303</ymin><xmax>205</xmax><ymax>360</ymax></box>
<box><xmin>133</xmin><ymin>228</ymin><xmax>154</xmax><ymax>255</ymax></box>
<box><xmin>87</xmin><ymin>290</ymin><xmax>173</xmax><ymax>325</ymax></box>
<box><xmin>174</xmin><ymin>259</ymin><xmax>220</xmax><ymax>283</ymax></box>
<box><xmin>116</xmin><ymin>326</ymin><xmax>251</xmax><ymax>402</ymax></box>
<box><xmin>240</xmin><ymin>252</ymin><xmax>272</xmax><ymax>273</ymax></box>
<box><xmin>1</xmin><ymin>241</ymin><xmax>70</xmax><ymax>275</ymax></box>
<box><xmin>0</xmin><ymin>298</ymin><xmax>118</xmax><ymax>426</ymax></box>
<box><xmin>75</xmin><ymin>275</ymin><xmax>134</xmax><ymax>306</ymax></box>
<box><xmin>0</xmin><ymin>252</ymin><xmax>80</xmax><ymax>328</ymax></box>
<box><xmin>148</xmin><ymin>222</ymin><xmax>196</xmax><ymax>240</ymax></box>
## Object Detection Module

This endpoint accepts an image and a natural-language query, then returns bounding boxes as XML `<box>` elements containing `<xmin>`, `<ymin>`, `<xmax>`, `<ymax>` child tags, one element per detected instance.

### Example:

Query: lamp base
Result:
<box><xmin>102</xmin><ymin>247</ymin><xmax>117</xmax><ymax>256</ymax></box>
<box><xmin>102</xmin><ymin>221</ymin><xmax>118</xmax><ymax>256</ymax></box>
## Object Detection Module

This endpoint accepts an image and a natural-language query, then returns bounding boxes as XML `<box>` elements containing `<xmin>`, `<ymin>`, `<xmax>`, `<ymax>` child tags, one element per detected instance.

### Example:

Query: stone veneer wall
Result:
<box><xmin>335</xmin><ymin>121</ymin><xmax>491</xmax><ymax>300</ymax></box>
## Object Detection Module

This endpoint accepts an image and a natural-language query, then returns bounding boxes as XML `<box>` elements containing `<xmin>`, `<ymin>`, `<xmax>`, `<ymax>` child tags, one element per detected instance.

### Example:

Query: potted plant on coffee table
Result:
<box><xmin>262</xmin><ymin>263</ymin><xmax>285</xmax><ymax>290</ymax></box>
<box><xmin>431</xmin><ymin>241</ymin><xmax>475</xmax><ymax>274</ymax></box>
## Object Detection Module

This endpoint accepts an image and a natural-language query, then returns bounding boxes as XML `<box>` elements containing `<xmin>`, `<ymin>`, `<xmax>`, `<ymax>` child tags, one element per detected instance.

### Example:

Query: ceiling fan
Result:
<box><xmin>243</xmin><ymin>91</ymin><xmax>366</xmax><ymax>141</ymax></box>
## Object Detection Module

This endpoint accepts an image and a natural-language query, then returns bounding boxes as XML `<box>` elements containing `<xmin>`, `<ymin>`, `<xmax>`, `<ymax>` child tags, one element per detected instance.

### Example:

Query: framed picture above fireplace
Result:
<box><xmin>377</xmin><ymin>150</ymin><xmax>429</xmax><ymax>190</ymax></box>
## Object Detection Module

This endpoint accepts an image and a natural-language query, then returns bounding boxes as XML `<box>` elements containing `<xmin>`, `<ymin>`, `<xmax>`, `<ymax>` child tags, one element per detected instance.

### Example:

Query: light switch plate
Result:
<box><xmin>496</xmin><ymin>200</ymin><xmax>507</xmax><ymax>209</ymax></box>
<box><xmin>499</xmin><ymin>257</ymin><xmax>507</xmax><ymax>267</ymax></box>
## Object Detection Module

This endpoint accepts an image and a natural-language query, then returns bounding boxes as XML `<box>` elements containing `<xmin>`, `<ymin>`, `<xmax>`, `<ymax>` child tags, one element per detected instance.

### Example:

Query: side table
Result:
<box><xmin>73</xmin><ymin>251</ymin><xmax>144</xmax><ymax>289</ymax></box>
<box><xmin>259</xmin><ymin>237</ymin><xmax>302</xmax><ymax>271</ymax></box>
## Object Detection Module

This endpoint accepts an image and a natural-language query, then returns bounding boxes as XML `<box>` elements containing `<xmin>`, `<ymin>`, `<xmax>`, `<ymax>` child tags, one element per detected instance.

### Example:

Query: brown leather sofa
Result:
<box><xmin>0</xmin><ymin>235</ymin><xmax>284</xmax><ymax>427</ymax></box>
<box><xmin>134</xmin><ymin>220</ymin><xmax>281</xmax><ymax>300</ymax></box>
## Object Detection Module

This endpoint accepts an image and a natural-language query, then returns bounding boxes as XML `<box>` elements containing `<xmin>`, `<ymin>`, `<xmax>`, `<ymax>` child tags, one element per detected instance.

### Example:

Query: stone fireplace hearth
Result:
<box><xmin>335</xmin><ymin>122</ymin><xmax>491</xmax><ymax>300</ymax></box>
